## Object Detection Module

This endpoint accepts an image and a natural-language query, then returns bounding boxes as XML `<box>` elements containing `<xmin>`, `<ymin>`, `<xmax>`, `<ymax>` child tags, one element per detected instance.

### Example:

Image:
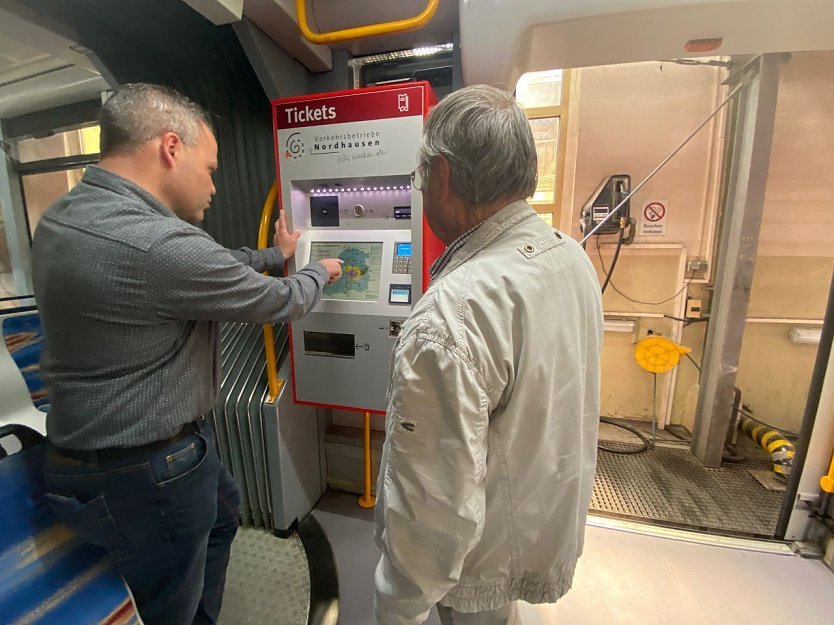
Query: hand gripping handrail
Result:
<box><xmin>259</xmin><ymin>181</ymin><xmax>282</xmax><ymax>403</ymax></box>
<box><xmin>296</xmin><ymin>0</ymin><xmax>439</xmax><ymax>45</ymax></box>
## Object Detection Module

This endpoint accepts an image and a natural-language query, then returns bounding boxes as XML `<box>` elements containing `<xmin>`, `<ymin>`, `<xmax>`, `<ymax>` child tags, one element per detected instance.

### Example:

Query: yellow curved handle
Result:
<box><xmin>259</xmin><ymin>181</ymin><xmax>281</xmax><ymax>403</ymax></box>
<box><xmin>821</xmin><ymin>450</ymin><xmax>834</xmax><ymax>493</ymax></box>
<box><xmin>296</xmin><ymin>0</ymin><xmax>439</xmax><ymax>45</ymax></box>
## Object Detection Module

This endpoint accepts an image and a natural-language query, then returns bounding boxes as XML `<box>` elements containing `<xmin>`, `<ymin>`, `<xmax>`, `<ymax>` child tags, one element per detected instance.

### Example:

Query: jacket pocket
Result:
<box><xmin>43</xmin><ymin>492</ymin><xmax>126</xmax><ymax>550</ymax></box>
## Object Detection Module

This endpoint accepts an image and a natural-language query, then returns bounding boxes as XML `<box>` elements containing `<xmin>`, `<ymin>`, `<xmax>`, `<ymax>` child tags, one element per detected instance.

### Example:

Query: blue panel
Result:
<box><xmin>396</xmin><ymin>242</ymin><xmax>412</xmax><ymax>257</ymax></box>
<box><xmin>0</xmin><ymin>444</ymin><xmax>140</xmax><ymax>624</ymax></box>
<box><xmin>2</xmin><ymin>313</ymin><xmax>49</xmax><ymax>412</ymax></box>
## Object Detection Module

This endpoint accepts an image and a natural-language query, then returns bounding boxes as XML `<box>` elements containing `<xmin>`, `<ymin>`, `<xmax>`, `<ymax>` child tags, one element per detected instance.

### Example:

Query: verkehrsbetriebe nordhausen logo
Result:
<box><xmin>284</xmin><ymin>132</ymin><xmax>305</xmax><ymax>159</ymax></box>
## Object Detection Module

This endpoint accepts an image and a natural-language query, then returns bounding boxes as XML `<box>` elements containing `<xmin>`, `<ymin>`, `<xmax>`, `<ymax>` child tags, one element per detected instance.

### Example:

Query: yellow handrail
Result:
<box><xmin>259</xmin><ymin>181</ymin><xmax>281</xmax><ymax>403</ymax></box>
<box><xmin>358</xmin><ymin>411</ymin><xmax>376</xmax><ymax>509</ymax></box>
<box><xmin>821</xmin><ymin>448</ymin><xmax>834</xmax><ymax>493</ymax></box>
<box><xmin>296</xmin><ymin>0</ymin><xmax>439</xmax><ymax>45</ymax></box>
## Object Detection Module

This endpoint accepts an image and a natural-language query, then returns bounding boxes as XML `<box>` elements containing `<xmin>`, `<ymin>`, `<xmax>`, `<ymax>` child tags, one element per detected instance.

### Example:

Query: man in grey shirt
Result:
<box><xmin>32</xmin><ymin>83</ymin><xmax>342</xmax><ymax>625</ymax></box>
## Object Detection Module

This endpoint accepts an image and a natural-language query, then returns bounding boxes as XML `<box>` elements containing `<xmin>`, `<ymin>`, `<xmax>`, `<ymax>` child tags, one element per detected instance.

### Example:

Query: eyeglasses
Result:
<box><xmin>410</xmin><ymin>160</ymin><xmax>429</xmax><ymax>192</ymax></box>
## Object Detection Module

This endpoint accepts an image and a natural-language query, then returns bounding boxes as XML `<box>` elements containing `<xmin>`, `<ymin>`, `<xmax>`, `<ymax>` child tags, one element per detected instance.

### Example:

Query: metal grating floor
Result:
<box><xmin>219</xmin><ymin>527</ymin><xmax>310</xmax><ymax>625</ymax></box>
<box><xmin>591</xmin><ymin>441</ymin><xmax>784</xmax><ymax>537</ymax></box>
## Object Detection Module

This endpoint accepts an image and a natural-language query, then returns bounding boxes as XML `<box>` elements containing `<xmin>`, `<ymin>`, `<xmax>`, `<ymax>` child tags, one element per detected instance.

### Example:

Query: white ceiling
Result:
<box><xmin>0</xmin><ymin>0</ymin><xmax>458</xmax><ymax>122</ymax></box>
<box><xmin>7</xmin><ymin>0</ymin><xmax>834</xmax><ymax>122</ymax></box>
<box><xmin>0</xmin><ymin>0</ymin><xmax>109</xmax><ymax>120</ymax></box>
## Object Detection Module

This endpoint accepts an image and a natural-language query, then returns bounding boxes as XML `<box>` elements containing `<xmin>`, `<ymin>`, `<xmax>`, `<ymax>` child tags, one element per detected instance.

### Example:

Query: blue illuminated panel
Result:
<box><xmin>396</xmin><ymin>242</ymin><xmax>412</xmax><ymax>257</ymax></box>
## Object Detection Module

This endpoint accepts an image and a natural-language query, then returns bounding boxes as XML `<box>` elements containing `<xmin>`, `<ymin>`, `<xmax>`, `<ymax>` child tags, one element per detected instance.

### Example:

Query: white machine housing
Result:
<box><xmin>273</xmin><ymin>83</ymin><xmax>438</xmax><ymax>413</ymax></box>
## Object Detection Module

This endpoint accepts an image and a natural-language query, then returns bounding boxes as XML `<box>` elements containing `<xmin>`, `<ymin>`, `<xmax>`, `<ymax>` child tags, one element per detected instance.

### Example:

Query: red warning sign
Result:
<box><xmin>640</xmin><ymin>200</ymin><xmax>668</xmax><ymax>236</ymax></box>
<box><xmin>643</xmin><ymin>202</ymin><xmax>666</xmax><ymax>222</ymax></box>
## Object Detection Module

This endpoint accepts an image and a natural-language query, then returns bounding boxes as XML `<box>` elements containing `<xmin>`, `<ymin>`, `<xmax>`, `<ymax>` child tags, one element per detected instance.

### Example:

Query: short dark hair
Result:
<box><xmin>99</xmin><ymin>83</ymin><xmax>213</xmax><ymax>156</ymax></box>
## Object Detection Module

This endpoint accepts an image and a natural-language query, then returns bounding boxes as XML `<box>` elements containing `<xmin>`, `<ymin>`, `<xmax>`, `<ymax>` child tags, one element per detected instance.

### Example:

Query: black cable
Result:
<box><xmin>663</xmin><ymin>314</ymin><xmax>708</xmax><ymax>324</ymax></box>
<box><xmin>665</xmin><ymin>424</ymin><xmax>692</xmax><ymax>442</ymax></box>
<box><xmin>675</xmin><ymin>342</ymin><xmax>798</xmax><ymax>440</ymax></box>
<box><xmin>600</xmin><ymin>228</ymin><xmax>624</xmax><ymax>294</ymax></box>
<box><xmin>721</xmin><ymin>444</ymin><xmax>748</xmax><ymax>463</ymax></box>
<box><xmin>595</xmin><ymin>237</ymin><xmax>693</xmax><ymax>305</ymax></box>
<box><xmin>608</xmin><ymin>273</ymin><xmax>694</xmax><ymax>306</ymax></box>
<box><xmin>598</xmin><ymin>417</ymin><xmax>650</xmax><ymax>454</ymax></box>
<box><xmin>733</xmin><ymin>404</ymin><xmax>800</xmax><ymax>439</ymax></box>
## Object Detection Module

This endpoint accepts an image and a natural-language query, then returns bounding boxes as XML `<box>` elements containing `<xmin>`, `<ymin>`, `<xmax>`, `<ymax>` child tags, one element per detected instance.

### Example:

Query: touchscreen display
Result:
<box><xmin>309</xmin><ymin>241</ymin><xmax>384</xmax><ymax>301</ymax></box>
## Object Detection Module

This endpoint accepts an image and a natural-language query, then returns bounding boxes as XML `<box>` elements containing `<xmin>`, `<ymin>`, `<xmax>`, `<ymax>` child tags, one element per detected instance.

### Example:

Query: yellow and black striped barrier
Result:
<box><xmin>739</xmin><ymin>416</ymin><xmax>795</xmax><ymax>477</ymax></box>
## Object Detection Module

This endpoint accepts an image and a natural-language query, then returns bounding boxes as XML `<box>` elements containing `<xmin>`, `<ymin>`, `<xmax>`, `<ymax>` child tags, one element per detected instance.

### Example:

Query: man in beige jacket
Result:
<box><xmin>374</xmin><ymin>85</ymin><xmax>604</xmax><ymax>625</ymax></box>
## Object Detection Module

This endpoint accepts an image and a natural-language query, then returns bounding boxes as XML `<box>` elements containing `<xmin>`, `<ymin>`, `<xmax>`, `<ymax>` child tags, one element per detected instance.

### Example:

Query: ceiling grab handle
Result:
<box><xmin>259</xmin><ymin>181</ymin><xmax>282</xmax><ymax>404</ymax></box>
<box><xmin>296</xmin><ymin>0</ymin><xmax>439</xmax><ymax>45</ymax></box>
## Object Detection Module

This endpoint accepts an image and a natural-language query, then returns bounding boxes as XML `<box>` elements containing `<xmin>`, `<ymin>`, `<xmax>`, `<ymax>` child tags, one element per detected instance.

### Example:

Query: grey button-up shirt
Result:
<box><xmin>32</xmin><ymin>165</ymin><xmax>327</xmax><ymax>449</ymax></box>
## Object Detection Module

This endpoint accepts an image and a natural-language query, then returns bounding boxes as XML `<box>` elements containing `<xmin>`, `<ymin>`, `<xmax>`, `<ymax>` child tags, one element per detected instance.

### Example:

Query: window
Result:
<box><xmin>15</xmin><ymin>126</ymin><xmax>100</xmax><ymax>163</ymax></box>
<box><xmin>14</xmin><ymin>125</ymin><xmax>100</xmax><ymax>237</ymax></box>
<box><xmin>20</xmin><ymin>167</ymin><xmax>87</xmax><ymax>234</ymax></box>
<box><xmin>516</xmin><ymin>69</ymin><xmax>570</xmax><ymax>223</ymax></box>
<box><xmin>1</xmin><ymin>122</ymin><xmax>99</xmax><ymax>311</ymax></box>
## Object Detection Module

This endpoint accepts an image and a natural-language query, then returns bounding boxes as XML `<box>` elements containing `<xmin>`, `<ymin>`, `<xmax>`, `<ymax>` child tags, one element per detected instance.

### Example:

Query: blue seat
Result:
<box><xmin>0</xmin><ymin>424</ymin><xmax>142</xmax><ymax>625</ymax></box>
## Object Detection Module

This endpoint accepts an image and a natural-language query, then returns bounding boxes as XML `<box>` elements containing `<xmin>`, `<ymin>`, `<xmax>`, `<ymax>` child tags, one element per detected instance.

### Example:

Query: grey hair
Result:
<box><xmin>419</xmin><ymin>84</ymin><xmax>537</xmax><ymax>205</ymax></box>
<box><xmin>99</xmin><ymin>83</ymin><xmax>212</xmax><ymax>156</ymax></box>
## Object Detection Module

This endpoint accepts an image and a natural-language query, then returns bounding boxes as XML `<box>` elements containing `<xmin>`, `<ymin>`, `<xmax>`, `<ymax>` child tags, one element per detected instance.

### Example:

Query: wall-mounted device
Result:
<box><xmin>273</xmin><ymin>83</ymin><xmax>443</xmax><ymax>414</ymax></box>
<box><xmin>579</xmin><ymin>174</ymin><xmax>633</xmax><ymax>238</ymax></box>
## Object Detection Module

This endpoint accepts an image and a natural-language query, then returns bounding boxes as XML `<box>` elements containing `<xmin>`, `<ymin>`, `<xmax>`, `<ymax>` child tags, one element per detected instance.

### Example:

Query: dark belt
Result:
<box><xmin>52</xmin><ymin>421</ymin><xmax>201</xmax><ymax>463</ymax></box>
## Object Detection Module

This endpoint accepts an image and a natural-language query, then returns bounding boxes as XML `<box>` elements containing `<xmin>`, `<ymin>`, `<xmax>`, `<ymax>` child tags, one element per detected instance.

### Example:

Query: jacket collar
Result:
<box><xmin>83</xmin><ymin>165</ymin><xmax>178</xmax><ymax>219</ymax></box>
<box><xmin>432</xmin><ymin>199</ymin><xmax>538</xmax><ymax>282</ymax></box>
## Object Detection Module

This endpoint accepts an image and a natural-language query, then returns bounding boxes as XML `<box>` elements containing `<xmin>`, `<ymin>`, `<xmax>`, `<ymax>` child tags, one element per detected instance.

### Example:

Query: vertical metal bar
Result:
<box><xmin>258</xmin><ymin>181</ymin><xmax>280</xmax><ymax>403</ymax></box>
<box><xmin>358</xmin><ymin>411</ymin><xmax>376</xmax><ymax>509</ymax></box>
<box><xmin>0</xmin><ymin>122</ymin><xmax>33</xmax><ymax>296</ymax></box>
<box><xmin>651</xmin><ymin>373</ymin><xmax>657</xmax><ymax>449</ymax></box>
<box><xmin>691</xmin><ymin>55</ymin><xmax>781</xmax><ymax>466</ymax></box>
<box><xmin>779</xmin><ymin>271</ymin><xmax>834</xmax><ymax>539</ymax></box>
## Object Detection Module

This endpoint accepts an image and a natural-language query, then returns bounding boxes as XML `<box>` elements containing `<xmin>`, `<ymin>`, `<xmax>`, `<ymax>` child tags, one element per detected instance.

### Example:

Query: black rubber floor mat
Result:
<box><xmin>591</xmin><ymin>443</ymin><xmax>783</xmax><ymax>538</ymax></box>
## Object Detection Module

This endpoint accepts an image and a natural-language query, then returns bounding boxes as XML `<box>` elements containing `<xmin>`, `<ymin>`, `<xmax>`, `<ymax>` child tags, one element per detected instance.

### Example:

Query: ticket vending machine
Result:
<box><xmin>272</xmin><ymin>83</ymin><xmax>440</xmax><ymax>413</ymax></box>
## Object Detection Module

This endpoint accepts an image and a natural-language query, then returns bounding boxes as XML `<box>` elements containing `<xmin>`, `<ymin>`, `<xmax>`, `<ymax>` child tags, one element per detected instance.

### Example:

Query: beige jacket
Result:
<box><xmin>374</xmin><ymin>200</ymin><xmax>603</xmax><ymax>624</ymax></box>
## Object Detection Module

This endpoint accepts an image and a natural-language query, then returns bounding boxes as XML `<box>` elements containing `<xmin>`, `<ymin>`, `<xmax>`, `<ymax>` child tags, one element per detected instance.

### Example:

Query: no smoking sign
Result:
<box><xmin>640</xmin><ymin>200</ymin><xmax>668</xmax><ymax>236</ymax></box>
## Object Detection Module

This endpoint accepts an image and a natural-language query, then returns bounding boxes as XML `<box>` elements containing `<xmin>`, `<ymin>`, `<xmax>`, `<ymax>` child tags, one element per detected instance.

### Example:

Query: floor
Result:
<box><xmin>217</xmin><ymin>423</ymin><xmax>823</xmax><ymax>625</ymax></box>
<box><xmin>219</xmin><ymin>527</ymin><xmax>310</xmax><ymax>625</ymax></box>
<box><xmin>314</xmin><ymin>490</ymin><xmax>834</xmax><ymax>625</ymax></box>
<box><xmin>593</xmin><ymin>420</ymin><xmax>783</xmax><ymax>536</ymax></box>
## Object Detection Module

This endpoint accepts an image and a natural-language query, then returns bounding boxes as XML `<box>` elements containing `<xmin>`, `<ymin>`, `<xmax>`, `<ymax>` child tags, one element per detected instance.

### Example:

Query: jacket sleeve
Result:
<box><xmin>374</xmin><ymin>335</ymin><xmax>489</xmax><ymax>625</ymax></box>
<box><xmin>228</xmin><ymin>246</ymin><xmax>285</xmax><ymax>274</ymax></box>
<box><xmin>145</xmin><ymin>227</ymin><xmax>327</xmax><ymax>324</ymax></box>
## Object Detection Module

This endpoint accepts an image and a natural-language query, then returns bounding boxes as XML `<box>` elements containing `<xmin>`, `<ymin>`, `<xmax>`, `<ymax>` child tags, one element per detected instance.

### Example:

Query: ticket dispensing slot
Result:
<box><xmin>303</xmin><ymin>331</ymin><xmax>355</xmax><ymax>358</ymax></box>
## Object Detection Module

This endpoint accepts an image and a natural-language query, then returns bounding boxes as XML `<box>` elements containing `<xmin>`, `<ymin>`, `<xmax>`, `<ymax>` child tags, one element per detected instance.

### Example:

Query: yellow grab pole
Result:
<box><xmin>296</xmin><ymin>0</ymin><xmax>439</xmax><ymax>45</ymax></box>
<box><xmin>258</xmin><ymin>181</ymin><xmax>280</xmax><ymax>403</ymax></box>
<box><xmin>821</xmin><ymin>448</ymin><xmax>834</xmax><ymax>493</ymax></box>
<box><xmin>358</xmin><ymin>411</ymin><xmax>376</xmax><ymax>508</ymax></box>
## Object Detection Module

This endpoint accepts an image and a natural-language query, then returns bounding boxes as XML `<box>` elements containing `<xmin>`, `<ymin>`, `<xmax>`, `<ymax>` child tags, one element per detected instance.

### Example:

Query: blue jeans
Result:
<box><xmin>42</xmin><ymin>420</ymin><xmax>240</xmax><ymax>625</ymax></box>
